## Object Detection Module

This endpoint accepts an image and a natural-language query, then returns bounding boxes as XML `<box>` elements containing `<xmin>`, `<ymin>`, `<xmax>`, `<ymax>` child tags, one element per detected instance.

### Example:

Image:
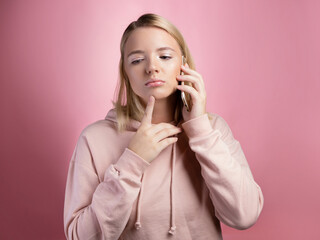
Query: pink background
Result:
<box><xmin>1</xmin><ymin>0</ymin><xmax>319</xmax><ymax>239</ymax></box>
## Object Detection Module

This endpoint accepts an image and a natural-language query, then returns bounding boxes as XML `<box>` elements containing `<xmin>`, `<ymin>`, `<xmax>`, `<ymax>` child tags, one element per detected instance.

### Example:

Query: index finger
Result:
<box><xmin>141</xmin><ymin>96</ymin><xmax>155</xmax><ymax>125</ymax></box>
<box><xmin>181</xmin><ymin>64</ymin><xmax>201</xmax><ymax>78</ymax></box>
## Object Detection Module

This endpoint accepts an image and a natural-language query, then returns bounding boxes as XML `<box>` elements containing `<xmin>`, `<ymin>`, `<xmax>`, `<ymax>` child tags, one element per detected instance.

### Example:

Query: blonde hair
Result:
<box><xmin>114</xmin><ymin>13</ymin><xmax>196</xmax><ymax>131</ymax></box>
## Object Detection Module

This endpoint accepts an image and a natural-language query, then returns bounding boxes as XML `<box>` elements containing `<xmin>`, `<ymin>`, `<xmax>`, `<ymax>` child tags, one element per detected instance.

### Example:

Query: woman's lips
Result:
<box><xmin>145</xmin><ymin>79</ymin><xmax>165</xmax><ymax>87</ymax></box>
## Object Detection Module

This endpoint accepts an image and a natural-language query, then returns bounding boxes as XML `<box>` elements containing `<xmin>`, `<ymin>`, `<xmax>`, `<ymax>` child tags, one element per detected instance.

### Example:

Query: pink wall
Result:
<box><xmin>1</xmin><ymin>0</ymin><xmax>319</xmax><ymax>239</ymax></box>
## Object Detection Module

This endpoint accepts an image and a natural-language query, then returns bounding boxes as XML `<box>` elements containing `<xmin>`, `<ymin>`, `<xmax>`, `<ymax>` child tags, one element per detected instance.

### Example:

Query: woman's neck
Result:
<box><xmin>151</xmin><ymin>93</ymin><xmax>178</xmax><ymax>124</ymax></box>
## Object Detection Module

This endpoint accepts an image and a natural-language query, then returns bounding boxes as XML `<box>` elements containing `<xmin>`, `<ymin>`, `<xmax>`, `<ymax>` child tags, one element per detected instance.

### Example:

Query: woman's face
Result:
<box><xmin>123</xmin><ymin>27</ymin><xmax>182</xmax><ymax>104</ymax></box>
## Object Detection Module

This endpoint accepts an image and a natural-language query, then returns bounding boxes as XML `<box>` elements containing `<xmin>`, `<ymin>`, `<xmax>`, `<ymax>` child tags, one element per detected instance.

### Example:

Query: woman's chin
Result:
<box><xmin>150</xmin><ymin>90</ymin><xmax>179</xmax><ymax>102</ymax></box>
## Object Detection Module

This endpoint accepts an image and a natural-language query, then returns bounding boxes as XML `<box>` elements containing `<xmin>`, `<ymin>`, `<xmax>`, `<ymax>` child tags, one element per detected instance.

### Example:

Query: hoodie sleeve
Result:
<box><xmin>64</xmin><ymin>133</ymin><xmax>149</xmax><ymax>240</ymax></box>
<box><xmin>181</xmin><ymin>113</ymin><xmax>264</xmax><ymax>230</ymax></box>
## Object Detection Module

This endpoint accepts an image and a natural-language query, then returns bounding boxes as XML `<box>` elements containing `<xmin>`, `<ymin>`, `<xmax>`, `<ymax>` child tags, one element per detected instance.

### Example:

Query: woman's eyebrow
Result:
<box><xmin>127</xmin><ymin>47</ymin><xmax>176</xmax><ymax>58</ymax></box>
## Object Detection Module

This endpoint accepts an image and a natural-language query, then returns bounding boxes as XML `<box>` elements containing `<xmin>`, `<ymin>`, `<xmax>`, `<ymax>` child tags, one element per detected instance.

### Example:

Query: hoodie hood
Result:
<box><xmin>105</xmin><ymin>108</ymin><xmax>181</xmax><ymax>131</ymax></box>
<box><xmin>105</xmin><ymin>108</ymin><xmax>142</xmax><ymax>131</ymax></box>
<box><xmin>105</xmin><ymin>108</ymin><xmax>178</xmax><ymax>235</ymax></box>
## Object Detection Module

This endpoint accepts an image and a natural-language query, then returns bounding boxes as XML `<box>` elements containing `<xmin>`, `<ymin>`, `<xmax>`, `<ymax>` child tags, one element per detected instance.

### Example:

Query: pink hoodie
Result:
<box><xmin>64</xmin><ymin>110</ymin><xmax>264</xmax><ymax>239</ymax></box>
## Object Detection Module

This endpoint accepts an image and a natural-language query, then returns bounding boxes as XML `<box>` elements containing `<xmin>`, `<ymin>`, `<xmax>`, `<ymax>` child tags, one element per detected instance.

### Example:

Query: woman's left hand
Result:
<box><xmin>176</xmin><ymin>63</ymin><xmax>207</xmax><ymax>122</ymax></box>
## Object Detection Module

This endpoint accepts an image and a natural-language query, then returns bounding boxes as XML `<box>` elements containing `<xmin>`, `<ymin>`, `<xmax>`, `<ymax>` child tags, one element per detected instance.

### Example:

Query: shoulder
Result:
<box><xmin>79</xmin><ymin>108</ymin><xmax>119</xmax><ymax>138</ymax></box>
<box><xmin>72</xmin><ymin>117</ymin><xmax>128</xmax><ymax>178</ymax></box>
<box><xmin>81</xmin><ymin>119</ymin><xmax>116</xmax><ymax>136</ymax></box>
<box><xmin>77</xmin><ymin>118</ymin><xmax>122</xmax><ymax>148</ymax></box>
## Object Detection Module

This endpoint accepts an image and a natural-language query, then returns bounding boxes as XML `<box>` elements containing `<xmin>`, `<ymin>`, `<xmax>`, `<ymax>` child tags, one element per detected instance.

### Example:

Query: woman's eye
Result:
<box><xmin>131</xmin><ymin>59</ymin><xmax>143</xmax><ymax>64</ymax></box>
<box><xmin>160</xmin><ymin>55</ymin><xmax>172</xmax><ymax>60</ymax></box>
<box><xmin>131</xmin><ymin>56</ymin><xmax>171</xmax><ymax>64</ymax></box>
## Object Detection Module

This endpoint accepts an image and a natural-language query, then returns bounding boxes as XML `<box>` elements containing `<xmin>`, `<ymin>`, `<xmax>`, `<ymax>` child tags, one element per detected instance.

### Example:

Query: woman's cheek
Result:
<box><xmin>167</xmin><ymin>61</ymin><xmax>180</xmax><ymax>76</ymax></box>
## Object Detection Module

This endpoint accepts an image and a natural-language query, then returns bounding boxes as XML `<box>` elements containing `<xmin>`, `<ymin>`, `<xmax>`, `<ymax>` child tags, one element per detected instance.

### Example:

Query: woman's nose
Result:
<box><xmin>145</xmin><ymin>57</ymin><xmax>159</xmax><ymax>74</ymax></box>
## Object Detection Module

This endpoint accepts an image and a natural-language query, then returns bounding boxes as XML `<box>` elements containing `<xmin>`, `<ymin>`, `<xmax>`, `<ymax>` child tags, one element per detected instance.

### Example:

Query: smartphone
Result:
<box><xmin>180</xmin><ymin>56</ymin><xmax>190</xmax><ymax>111</ymax></box>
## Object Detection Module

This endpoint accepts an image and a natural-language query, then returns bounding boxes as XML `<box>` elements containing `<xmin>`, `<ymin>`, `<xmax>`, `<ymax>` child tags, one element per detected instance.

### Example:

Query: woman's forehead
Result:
<box><xmin>124</xmin><ymin>27</ymin><xmax>180</xmax><ymax>54</ymax></box>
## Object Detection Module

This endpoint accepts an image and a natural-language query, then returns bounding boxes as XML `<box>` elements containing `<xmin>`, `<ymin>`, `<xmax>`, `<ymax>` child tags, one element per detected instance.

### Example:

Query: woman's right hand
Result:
<box><xmin>128</xmin><ymin>96</ymin><xmax>182</xmax><ymax>163</ymax></box>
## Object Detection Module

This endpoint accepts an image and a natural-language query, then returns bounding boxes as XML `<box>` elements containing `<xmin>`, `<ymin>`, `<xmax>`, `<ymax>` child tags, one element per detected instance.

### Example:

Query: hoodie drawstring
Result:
<box><xmin>134</xmin><ymin>141</ymin><xmax>177</xmax><ymax>235</ymax></box>
<box><xmin>168</xmin><ymin>141</ymin><xmax>177</xmax><ymax>235</ymax></box>
<box><xmin>135</xmin><ymin>173</ymin><xmax>145</xmax><ymax>230</ymax></box>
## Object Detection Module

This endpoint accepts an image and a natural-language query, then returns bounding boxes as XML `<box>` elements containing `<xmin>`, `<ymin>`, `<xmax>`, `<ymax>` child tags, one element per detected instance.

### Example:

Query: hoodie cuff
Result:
<box><xmin>182</xmin><ymin>114</ymin><xmax>213</xmax><ymax>138</ymax></box>
<box><xmin>109</xmin><ymin>148</ymin><xmax>150</xmax><ymax>181</ymax></box>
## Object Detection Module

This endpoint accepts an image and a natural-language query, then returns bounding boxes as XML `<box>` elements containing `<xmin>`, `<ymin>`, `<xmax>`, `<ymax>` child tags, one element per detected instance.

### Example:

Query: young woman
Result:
<box><xmin>64</xmin><ymin>13</ymin><xmax>264</xmax><ymax>240</ymax></box>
